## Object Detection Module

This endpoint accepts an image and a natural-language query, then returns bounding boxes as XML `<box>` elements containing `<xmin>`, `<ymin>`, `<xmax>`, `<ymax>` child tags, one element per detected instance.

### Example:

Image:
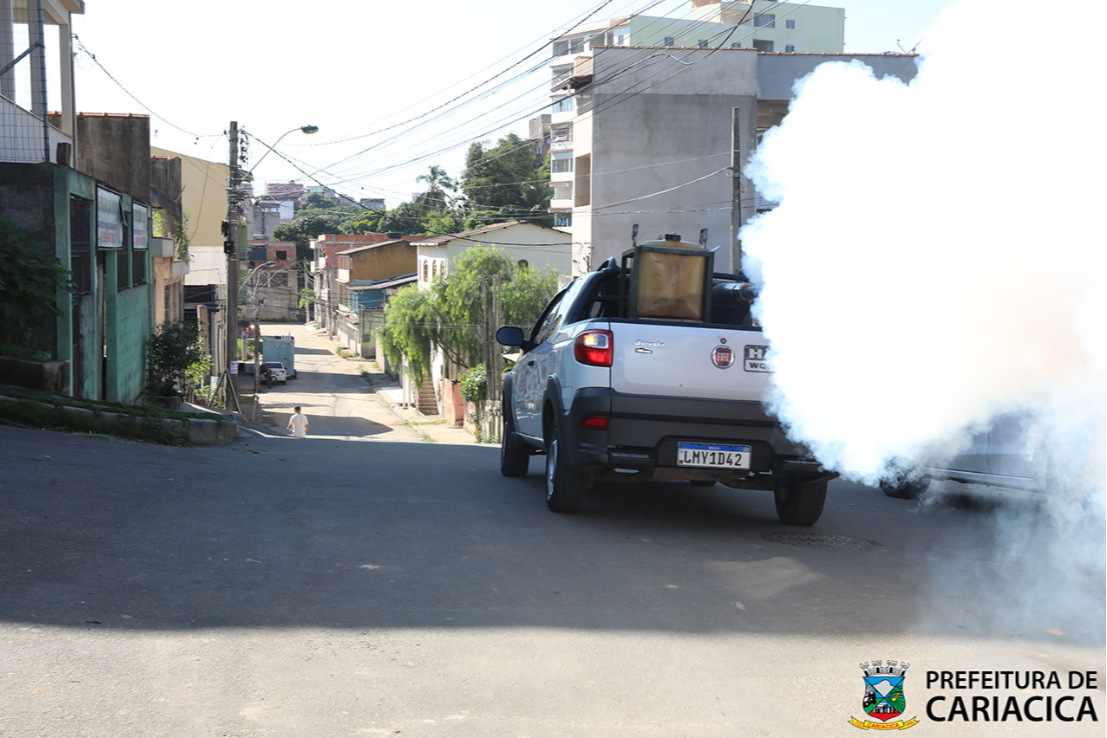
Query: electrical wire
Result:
<box><xmin>72</xmin><ymin>35</ymin><xmax>222</xmax><ymax>141</ymax></box>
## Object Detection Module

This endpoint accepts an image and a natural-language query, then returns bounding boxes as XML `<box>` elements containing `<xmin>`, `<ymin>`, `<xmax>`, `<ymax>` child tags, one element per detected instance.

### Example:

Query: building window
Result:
<box><xmin>132</xmin><ymin>203</ymin><xmax>148</xmax><ymax>286</ymax></box>
<box><xmin>517</xmin><ymin>259</ymin><xmax>529</xmax><ymax>269</ymax></box>
<box><xmin>663</xmin><ymin>36</ymin><xmax>675</xmax><ymax>47</ymax></box>
<box><xmin>432</xmin><ymin>261</ymin><xmax>438</xmax><ymax>278</ymax></box>
<box><xmin>785</xmin><ymin>44</ymin><xmax>795</xmax><ymax>53</ymax></box>
<box><xmin>117</xmin><ymin>212</ymin><xmax>130</xmax><ymax>291</ymax></box>
<box><xmin>753</xmin><ymin>39</ymin><xmax>774</xmax><ymax>52</ymax></box>
<box><xmin>423</xmin><ymin>260</ymin><xmax>429</xmax><ymax>282</ymax></box>
<box><xmin>754</xmin><ymin>14</ymin><xmax>776</xmax><ymax>28</ymax></box>
<box><xmin>731</xmin><ymin>42</ymin><xmax>742</xmax><ymax>48</ymax></box>
<box><xmin>551</xmin><ymin>154</ymin><xmax>574</xmax><ymax>174</ymax></box>
<box><xmin>698</xmin><ymin>39</ymin><xmax>708</xmax><ymax>48</ymax></box>
<box><xmin>786</xmin><ymin>19</ymin><xmax>796</xmax><ymax>29</ymax></box>
<box><xmin>132</xmin><ymin>246</ymin><xmax>146</xmax><ymax>285</ymax></box>
<box><xmin>276</xmin><ymin>250</ymin><xmax>287</xmax><ymax>261</ymax></box>
<box><xmin>555</xmin><ymin>214</ymin><xmax>572</xmax><ymax>228</ymax></box>
<box><xmin>273</xmin><ymin>273</ymin><xmax>288</xmax><ymax>287</ymax></box>
<box><xmin>70</xmin><ymin>196</ymin><xmax>91</xmax><ymax>294</ymax></box>
<box><xmin>551</xmin><ymin>97</ymin><xmax>574</xmax><ymax>114</ymax></box>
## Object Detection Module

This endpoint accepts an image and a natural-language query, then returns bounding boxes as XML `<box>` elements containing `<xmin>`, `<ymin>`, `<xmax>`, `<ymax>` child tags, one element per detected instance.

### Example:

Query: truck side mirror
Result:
<box><xmin>496</xmin><ymin>326</ymin><xmax>525</xmax><ymax>347</ymax></box>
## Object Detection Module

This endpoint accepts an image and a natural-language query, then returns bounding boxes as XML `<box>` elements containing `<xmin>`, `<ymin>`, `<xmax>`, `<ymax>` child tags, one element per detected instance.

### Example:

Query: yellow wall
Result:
<box><xmin>351</xmin><ymin>242</ymin><xmax>418</xmax><ymax>282</ymax></box>
<box><xmin>151</xmin><ymin>146</ymin><xmax>228</xmax><ymax>249</ymax></box>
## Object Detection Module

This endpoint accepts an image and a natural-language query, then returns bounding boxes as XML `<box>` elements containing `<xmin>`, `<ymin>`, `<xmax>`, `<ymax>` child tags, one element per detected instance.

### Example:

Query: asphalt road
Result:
<box><xmin>1</xmin><ymin>343</ymin><xmax>1102</xmax><ymax>737</ymax></box>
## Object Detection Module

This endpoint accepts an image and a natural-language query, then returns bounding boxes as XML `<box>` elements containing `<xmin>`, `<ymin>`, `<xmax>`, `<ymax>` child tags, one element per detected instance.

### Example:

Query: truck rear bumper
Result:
<box><xmin>561</xmin><ymin>388</ymin><xmax>830</xmax><ymax>482</ymax></box>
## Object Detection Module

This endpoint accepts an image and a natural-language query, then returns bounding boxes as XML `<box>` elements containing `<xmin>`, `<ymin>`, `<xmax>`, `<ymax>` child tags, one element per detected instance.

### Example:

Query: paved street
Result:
<box><xmin>1</xmin><ymin>331</ymin><xmax>1102</xmax><ymax>737</ymax></box>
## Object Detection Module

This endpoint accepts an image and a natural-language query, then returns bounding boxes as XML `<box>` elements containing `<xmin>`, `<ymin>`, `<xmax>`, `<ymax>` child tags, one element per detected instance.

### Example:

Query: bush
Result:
<box><xmin>459</xmin><ymin>364</ymin><xmax>487</xmax><ymax>403</ymax></box>
<box><xmin>147</xmin><ymin>322</ymin><xmax>207</xmax><ymax>398</ymax></box>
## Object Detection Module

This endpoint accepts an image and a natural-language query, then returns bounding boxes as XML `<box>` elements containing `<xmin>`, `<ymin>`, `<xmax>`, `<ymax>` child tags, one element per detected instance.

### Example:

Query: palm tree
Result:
<box><xmin>416</xmin><ymin>165</ymin><xmax>457</xmax><ymax>211</ymax></box>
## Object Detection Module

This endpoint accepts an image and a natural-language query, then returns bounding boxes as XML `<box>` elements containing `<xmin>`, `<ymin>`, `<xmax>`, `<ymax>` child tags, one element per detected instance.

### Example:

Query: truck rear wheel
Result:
<box><xmin>773</xmin><ymin>478</ymin><xmax>827</xmax><ymax>526</ymax></box>
<box><xmin>500</xmin><ymin>403</ymin><xmax>529</xmax><ymax>478</ymax></box>
<box><xmin>544</xmin><ymin>420</ymin><xmax>590</xmax><ymax>513</ymax></box>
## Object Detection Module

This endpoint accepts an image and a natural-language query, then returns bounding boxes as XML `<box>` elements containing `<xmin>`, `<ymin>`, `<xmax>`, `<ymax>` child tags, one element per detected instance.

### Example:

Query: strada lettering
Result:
<box><xmin>926</xmin><ymin>696</ymin><xmax>1098</xmax><ymax>722</ymax></box>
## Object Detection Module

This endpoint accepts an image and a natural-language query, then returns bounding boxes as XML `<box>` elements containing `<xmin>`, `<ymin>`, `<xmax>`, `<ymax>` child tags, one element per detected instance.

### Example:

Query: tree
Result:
<box><xmin>272</xmin><ymin>206</ymin><xmax>361</xmax><ymax>260</ymax></box>
<box><xmin>415</xmin><ymin>165</ymin><xmax>457</xmax><ymax>211</ymax></box>
<box><xmin>460</xmin><ymin>134</ymin><xmax>551</xmax><ymax>228</ymax></box>
<box><xmin>146</xmin><ymin>322</ymin><xmax>206</xmax><ymax>398</ymax></box>
<box><xmin>303</xmin><ymin>191</ymin><xmax>335</xmax><ymax>209</ymax></box>
<box><xmin>377</xmin><ymin>244</ymin><xmax>558</xmax><ymax>383</ymax></box>
<box><xmin>377</xmin><ymin>201</ymin><xmax>430</xmax><ymax>236</ymax></box>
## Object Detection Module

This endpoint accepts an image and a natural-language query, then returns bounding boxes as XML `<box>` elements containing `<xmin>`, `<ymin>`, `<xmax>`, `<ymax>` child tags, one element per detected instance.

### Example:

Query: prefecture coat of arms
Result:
<box><xmin>850</xmin><ymin>660</ymin><xmax>918</xmax><ymax>730</ymax></box>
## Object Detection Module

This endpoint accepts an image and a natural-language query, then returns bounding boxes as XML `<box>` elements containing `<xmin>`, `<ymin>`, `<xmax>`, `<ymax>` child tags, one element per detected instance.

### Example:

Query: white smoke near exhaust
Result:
<box><xmin>741</xmin><ymin>0</ymin><xmax>1104</xmax><ymax>636</ymax></box>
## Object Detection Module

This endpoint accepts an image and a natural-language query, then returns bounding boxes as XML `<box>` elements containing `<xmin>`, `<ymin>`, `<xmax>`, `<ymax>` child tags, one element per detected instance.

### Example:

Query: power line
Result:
<box><xmin>72</xmin><ymin>35</ymin><xmax>222</xmax><ymax>141</ymax></box>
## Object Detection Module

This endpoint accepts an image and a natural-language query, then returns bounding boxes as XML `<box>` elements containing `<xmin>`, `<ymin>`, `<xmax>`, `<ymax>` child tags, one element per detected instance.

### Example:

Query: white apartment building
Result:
<box><xmin>544</xmin><ymin>1</ymin><xmax>846</xmax><ymax>234</ymax></box>
<box><xmin>566</xmin><ymin>47</ymin><xmax>917</xmax><ymax>276</ymax></box>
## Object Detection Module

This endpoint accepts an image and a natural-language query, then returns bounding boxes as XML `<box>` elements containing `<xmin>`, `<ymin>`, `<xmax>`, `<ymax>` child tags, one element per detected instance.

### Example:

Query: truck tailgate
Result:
<box><xmin>608</xmin><ymin>322</ymin><xmax>770</xmax><ymax>402</ymax></box>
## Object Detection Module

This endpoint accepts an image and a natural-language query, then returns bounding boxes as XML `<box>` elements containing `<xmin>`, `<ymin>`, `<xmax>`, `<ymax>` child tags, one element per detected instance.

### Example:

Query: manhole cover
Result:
<box><xmin>762</xmin><ymin>532</ymin><xmax>876</xmax><ymax>551</ymax></box>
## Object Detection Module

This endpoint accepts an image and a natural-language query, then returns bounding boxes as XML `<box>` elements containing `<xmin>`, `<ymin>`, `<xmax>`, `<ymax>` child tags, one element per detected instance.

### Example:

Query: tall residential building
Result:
<box><xmin>541</xmin><ymin>1</ymin><xmax>845</xmax><ymax>233</ymax></box>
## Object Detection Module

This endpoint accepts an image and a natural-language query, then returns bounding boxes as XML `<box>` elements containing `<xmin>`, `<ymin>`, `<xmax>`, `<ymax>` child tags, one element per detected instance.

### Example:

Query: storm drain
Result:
<box><xmin>762</xmin><ymin>532</ymin><xmax>876</xmax><ymax>551</ymax></box>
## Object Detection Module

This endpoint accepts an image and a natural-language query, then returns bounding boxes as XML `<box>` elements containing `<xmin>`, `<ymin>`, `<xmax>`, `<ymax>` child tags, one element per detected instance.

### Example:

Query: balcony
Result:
<box><xmin>550</xmin><ymin>197</ymin><xmax>574</xmax><ymax>211</ymax></box>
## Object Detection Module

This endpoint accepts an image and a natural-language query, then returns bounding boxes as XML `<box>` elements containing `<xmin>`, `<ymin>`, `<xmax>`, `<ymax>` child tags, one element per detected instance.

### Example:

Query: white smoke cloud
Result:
<box><xmin>740</xmin><ymin>0</ymin><xmax>1105</xmax><ymax>638</ymax></box>
<box><xmin>741</xmin><ymin>0</ymin><xmax>1105</xmax><ymax>484</ymax></box>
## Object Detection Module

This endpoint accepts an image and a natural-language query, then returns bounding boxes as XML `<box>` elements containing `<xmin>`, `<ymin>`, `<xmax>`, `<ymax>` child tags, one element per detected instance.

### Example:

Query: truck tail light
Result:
<box><xmin>581</xmin><ymin>415</ymin><xmax>609</xmax><ymax>431</ymax></box>
<box><xmin>574</xmin><ymin>330</ymin><xmax>613</xmax><ymax>367</ymax></box>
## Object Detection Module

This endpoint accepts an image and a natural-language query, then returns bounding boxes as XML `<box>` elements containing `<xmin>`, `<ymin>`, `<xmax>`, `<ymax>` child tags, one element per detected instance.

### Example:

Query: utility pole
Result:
<box><xmin>225</xmin><ymin>121</ymin><xmax>242</xmax><ymax>398</ymax></box>
<box><xmin>730</xmin><ymin>106</ymin><xmax>743</xmax><ymax>272</ymax></box>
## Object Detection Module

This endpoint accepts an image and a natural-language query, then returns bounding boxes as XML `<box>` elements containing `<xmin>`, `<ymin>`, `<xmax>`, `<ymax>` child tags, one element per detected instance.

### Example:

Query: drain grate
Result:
<box><xmin>762</xmin><ymin>532</ymin><xmax>876</xmax><ymax>551</ymax></box>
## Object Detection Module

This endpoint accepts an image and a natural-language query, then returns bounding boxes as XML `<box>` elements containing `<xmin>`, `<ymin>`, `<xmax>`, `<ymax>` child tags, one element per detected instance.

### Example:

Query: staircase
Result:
<box><xmin>416</xmin><ymin>375</ymin><xmax>438</xmax><ymax>416</ymax></box>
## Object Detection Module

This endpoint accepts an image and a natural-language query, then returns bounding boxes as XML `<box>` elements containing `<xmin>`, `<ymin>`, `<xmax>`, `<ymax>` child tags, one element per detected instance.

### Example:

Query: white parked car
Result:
<box><xmin>264</xmin><ymin>361</ymin><xmax>288</xmax><ymax>384</ymax></box>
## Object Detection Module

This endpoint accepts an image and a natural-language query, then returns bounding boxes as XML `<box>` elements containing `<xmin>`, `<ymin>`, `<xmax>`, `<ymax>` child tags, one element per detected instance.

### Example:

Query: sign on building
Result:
<box><xmin>97</xmin><ymin>188</ymin><xmax>123</xmax><ymax>249</ymax></box>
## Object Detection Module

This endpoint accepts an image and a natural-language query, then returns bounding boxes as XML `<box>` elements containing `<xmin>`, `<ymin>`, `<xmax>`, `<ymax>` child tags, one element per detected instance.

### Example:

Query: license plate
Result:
<box><xmin>677</xmin><ymin>442</ymin><xmax>752</xmax><ymax>469</ymax></box>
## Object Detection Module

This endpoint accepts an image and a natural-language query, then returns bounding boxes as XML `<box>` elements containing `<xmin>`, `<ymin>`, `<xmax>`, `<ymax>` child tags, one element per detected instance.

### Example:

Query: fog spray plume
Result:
<box><xmin>741</xmin><ymin>0</ymin><xmax>1104</xmax><ymax>636</ymax></box>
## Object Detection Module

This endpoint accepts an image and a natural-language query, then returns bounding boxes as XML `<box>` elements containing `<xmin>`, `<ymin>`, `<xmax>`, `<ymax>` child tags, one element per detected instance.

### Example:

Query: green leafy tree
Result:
<box><xmin>377</xmin><ymin>244</ymin><xmax>558</xmax><ymax>383</ymax></box>
<box><xmin>340</xmin><ymin>208</ymin><xmax>386</xmax><ymax>235</ymax></box>
<box><xmin>0</xmin><ymin>216</ymin><xmax>71</xmax><ymax>355</ymax></box>
<box><xmin>378</xmin><ymin>285</ymin><xmax>435</xmax><ymax>383</ymax></box>
<box><xmin>460</xmin><ymin>134</ymin><xmax>551</xmax><ymax>228</ymax></box>
<box><xmin>273</xmin><ymin>206</ymin><xmax>360</xmax><ymax>260</ymax></box>
<box><xmin>415</xmin><ymin>165</ymin><xmax>457</xmax><ymax>211</ymax></box>
<box><xmin>303</xmin><ymin>191</ymin><xmax>335</xmax><ymax>209</ymax></box>
<box><xmin>377</xmin><ymin>201</ymin><xmax>429</xmax><ymax>236</ymax></box>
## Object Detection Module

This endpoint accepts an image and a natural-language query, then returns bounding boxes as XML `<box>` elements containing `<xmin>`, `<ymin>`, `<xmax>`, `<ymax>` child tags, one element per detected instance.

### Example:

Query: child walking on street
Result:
<box><xmin>288</xmin><ymin>407</ymin><xmax>309</xmax><ymax>438</ymax></box>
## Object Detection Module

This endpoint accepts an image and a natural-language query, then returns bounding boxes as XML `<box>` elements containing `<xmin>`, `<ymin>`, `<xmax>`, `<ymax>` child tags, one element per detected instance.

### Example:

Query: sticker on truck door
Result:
<box><xmin>744</xmin><ymin>345</ymin><xmax>771</xmax><ymax>372</ymax></box>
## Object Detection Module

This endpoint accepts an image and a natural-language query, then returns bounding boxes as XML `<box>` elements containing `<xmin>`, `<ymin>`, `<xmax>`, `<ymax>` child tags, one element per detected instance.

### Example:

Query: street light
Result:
<box><xmin>248</xmin><ymin>125</ymin><xmax>320</xmax><ymax>173</ymax></box>
<box><xmin>226</xmin><ymin>123</ymin><xmax>318</xmax><ymax>409</ymax></box>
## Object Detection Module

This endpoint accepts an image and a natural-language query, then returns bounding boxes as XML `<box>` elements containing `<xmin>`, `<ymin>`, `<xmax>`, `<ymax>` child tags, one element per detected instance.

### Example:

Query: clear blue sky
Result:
<box><xmin>68</xmin><ymin>0</ymin><xmax>952</xmax><ymax>207</ymax></box>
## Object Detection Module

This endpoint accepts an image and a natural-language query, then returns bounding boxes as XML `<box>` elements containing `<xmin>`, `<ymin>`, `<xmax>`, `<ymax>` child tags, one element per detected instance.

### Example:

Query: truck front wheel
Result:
<box><xmin>773</xmin><ymin>478</ymin><xmax>827</xmax><ymax>526</ymax></box>
<box><xmin>544</xmin><ymin>420</ymin><xmax>590</xmax><ymax>513</ymax></box>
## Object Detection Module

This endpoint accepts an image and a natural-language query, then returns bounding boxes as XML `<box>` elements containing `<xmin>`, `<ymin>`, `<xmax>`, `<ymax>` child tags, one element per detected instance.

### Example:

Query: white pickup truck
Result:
<box><xmin>496</xmin><ymin>239</ymin><xmax>835</xmax><ymax>525</ymax></box>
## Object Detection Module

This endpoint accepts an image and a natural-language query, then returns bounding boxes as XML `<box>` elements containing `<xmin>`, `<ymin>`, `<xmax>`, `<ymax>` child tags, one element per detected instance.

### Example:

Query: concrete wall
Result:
<box><xmin>0</xmin><ymin>162</ymin><xmax>151</xmax><ymax>402</ymax></box>
<box><xmin>441</xmin><ymin>224</ymin><xmax>572</xmax><ymax>277</ymax></box>
<box><xmin>757</xmin><ymin>53</ymin><xmax>918</xmax><ymax>98</ymax></box>
<box><xmin>576</xmin><ymin>48</ymin><xmax>759</xmax><ymax>273</ymax></box>
<box><xmin>75</xmin><ymin>114</ymin><xmax>152</xmax><ymax>203</ymax></box>
<box><xmin>350</xmin><ymin>241</ymin><xmax>417</xmax><ymax>282</ymax></box>
<box><xmin>152</xmin><ymin>146</ymin><xmax>229</xmax><ymax>251</ymax></box>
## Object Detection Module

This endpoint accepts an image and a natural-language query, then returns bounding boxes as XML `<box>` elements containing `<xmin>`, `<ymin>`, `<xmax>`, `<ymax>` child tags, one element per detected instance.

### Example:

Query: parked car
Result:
<box><xmin>264</xmin><ymin>361</ymin><xmax>288</xmax><ymax>384</ymax></box>
<box><xmin>496</xmin><ymin>236</ymin><xmax>836</xmax><ymax>526</ymax></box>
<box><xmin>880</xmin><ymin>413</ymin><xmax>1045</xmax><ymax>499</ymax></box>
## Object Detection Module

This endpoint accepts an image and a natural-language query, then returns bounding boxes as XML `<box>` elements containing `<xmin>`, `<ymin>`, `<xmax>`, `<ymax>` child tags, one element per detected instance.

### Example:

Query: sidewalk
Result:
<box><xmin>308</xmin><ymin>324</ymin><xmax>478</xmax><ymax>446</ymax></box>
